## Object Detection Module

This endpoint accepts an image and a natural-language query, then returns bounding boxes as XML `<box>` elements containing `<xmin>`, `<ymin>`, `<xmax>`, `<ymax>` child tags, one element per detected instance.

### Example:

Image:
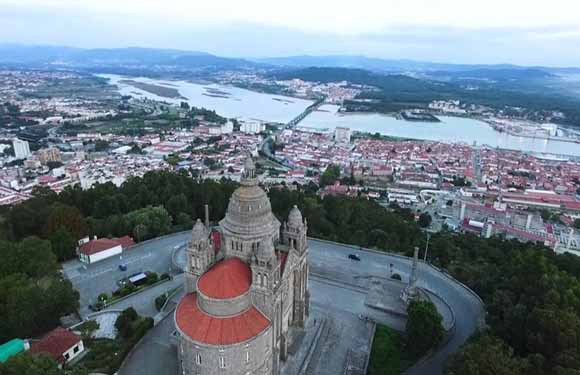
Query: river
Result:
<box><xmin>101</xmin><ymin>75</ymin><xmax>580</xmax><ymax>157</ymax></box>
<box><xmin>100</xmin><ymin>74</ymin><xmax>314</xmax><ymax>124</ymax></box>
<box><xmin>301</xmin><ymin>105</ymin><xmax>580</xmax><ymax>157</ymax></box>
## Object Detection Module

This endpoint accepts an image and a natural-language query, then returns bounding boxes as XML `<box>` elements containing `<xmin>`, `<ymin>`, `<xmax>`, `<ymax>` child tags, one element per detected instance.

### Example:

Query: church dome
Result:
<box><xmin>198</xmin><ymin>258</ymin><xmax>251</xmax><ymax>299</ymax></box>
<box><xmin>220</xmin><ymin>157</ymin><xmax>280</xmax><ymax>237</ymax></box>
<box><xmin>288</xmin><ymin>205</ymin><xmax>303</xmax><ymax>227</ymax></box>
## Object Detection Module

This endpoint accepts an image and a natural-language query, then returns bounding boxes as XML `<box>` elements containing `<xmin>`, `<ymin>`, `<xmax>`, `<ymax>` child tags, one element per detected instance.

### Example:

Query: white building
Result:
<box><xmin>77</xmin><ymin>236</ymin><xmax>134</xmax><ymax>264</ymax></box>
<box><xmin>30</xmin><ymin>327</ymin><xmax>84</xmax><ymax>366</ymax></box>
<box><xmin>12</xmin><ymin>139</ymin><xmax>31</xmax><ymax>160</ymax></box>
<box><xmin>334</xmin><ymin>127</ymin><xmax>351</xmax><ymax>144</ymax></box>
<box><xmin>240</xmin><ymin>121</ymin><xmax>265</xmax><ymax>134</ymax></box>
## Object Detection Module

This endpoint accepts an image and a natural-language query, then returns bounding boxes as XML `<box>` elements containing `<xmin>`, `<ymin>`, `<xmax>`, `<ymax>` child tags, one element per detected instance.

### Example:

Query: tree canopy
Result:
<box><xmin>405</xmin><ymin>300</ymin><xmax>444</xmax><ymax>357</ymax></box>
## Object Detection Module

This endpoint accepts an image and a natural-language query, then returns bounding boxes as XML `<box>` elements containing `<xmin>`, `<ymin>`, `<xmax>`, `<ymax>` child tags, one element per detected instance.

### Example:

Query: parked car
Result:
<box><xmin>348</xmin><ymin>254</ymin><xmax>361</xmax><ymax>261</ymax></box>
<box><xmin>118</xmin><ymin>264</ymin><xmax>128</xmax><ymax>271</ymax></box>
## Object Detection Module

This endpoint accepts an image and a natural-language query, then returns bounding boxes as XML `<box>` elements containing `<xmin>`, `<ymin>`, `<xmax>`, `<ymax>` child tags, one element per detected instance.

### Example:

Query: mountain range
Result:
<box><xmin>1</xmin><ymin>44</ymin><xmax>579</xmax><ymax>77</ymax></box>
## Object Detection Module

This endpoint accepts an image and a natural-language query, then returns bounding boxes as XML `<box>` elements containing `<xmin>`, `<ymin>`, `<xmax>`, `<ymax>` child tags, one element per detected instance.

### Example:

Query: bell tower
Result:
<box><xmin>185</xmin><ymin>219</ymin><xmax>213</xmax><ymax>293</ymax></box>
<box><xmin>283</xmin><ymin>205</ymin><xmax>308</xmax><ymax>254</ymax></box>
<box><xmin>283</xmin><ymin>205</ymin><xmax>309</xmax><ymax>328</ymax></box>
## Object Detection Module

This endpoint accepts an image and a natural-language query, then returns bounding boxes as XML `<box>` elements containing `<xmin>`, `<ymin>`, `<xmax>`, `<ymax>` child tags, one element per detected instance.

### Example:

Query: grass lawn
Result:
<box><xmin>368</xmin><ymin>325</ymin><xmax>416</xmax><ymax>375</ymax></box>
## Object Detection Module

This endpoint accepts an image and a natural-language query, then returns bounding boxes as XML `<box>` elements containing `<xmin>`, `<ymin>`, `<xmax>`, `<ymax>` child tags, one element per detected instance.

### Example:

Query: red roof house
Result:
<box><xmin>30</xmin><ymin>327</ymin><xmax>84</xmax><ymax>365</ymax></box>
<box><xmin>77</xmin><ymin>236</ymin><xmax>135</xmax><ymax>264</ymax></box>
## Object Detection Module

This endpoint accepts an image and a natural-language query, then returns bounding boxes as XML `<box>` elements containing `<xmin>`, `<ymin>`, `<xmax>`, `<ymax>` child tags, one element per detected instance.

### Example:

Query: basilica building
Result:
<box><xmin>175</xmin><ymin>157</ymin><xmax>310</xmax><ymax>375</ymax></box>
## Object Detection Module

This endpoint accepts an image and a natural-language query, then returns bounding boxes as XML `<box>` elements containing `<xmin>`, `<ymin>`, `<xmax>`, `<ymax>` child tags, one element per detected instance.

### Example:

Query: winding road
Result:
<box><xmin>306</xmin><ymin>239</ymin><xmax>485</xmax><ymax>374</ymax></box>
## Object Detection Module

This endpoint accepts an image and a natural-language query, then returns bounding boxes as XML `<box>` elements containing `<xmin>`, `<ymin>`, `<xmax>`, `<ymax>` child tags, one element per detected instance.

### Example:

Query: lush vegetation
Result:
<box><xmin>0</xmin><ymin>237</ymin><xmax>79</xmax><ymax>343</ymax></box>
<box><xmin>319</xmin><ymin>164</ymin><xmax>341</xmax><ymax>187</ymax></box>
<box><xmin>0</xmin><ymin>352</ymin><xmax>88</xmax><ymax>375</ymax></box>
<box><xmin>405</xmin><ymin>300</ymin><xmax>444</xmax><ymax>357</ymax></box>
<box><xmin>368</xmin><ymin>325</ymin><xmax>415</xmax><ymax>375</ymax></box>
<box><xmin>78</xmin><ymin>308</ymin><xmax>153</xmax><ymax>374</ymax></box>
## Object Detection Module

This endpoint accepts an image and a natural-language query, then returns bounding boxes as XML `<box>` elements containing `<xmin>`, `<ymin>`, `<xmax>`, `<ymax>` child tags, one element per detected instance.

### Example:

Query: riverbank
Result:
<box><xmin>118</xmin><ymin>80</ymin><xmax>186</xmax><ymax>99</ymax></box>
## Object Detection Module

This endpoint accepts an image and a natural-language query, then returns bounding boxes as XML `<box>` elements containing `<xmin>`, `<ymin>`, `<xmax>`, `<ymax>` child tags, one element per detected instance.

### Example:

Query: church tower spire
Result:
<box><xmin>184</xmin><ymin>219</ymin><xmax>213</xmax><ymax>293</ymax></box>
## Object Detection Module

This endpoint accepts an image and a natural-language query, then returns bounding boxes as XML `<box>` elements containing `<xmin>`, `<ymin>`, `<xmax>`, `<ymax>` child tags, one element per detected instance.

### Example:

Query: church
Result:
<box><xmin>175</xmin><ymin>157</ymin><xmax>310</xmax><ymax>375</ymax></box>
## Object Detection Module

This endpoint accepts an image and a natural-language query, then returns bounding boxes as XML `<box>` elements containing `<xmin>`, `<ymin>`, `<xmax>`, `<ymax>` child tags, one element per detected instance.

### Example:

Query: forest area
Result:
<box><xmin>1</xmin><ymin>170</ymin><xmax>580</xmax><ymax>373</ymax></box>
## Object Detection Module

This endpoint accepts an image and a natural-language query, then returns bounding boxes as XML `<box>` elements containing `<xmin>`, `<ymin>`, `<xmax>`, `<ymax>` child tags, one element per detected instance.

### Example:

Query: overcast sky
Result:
<box><xmin>1</xmin><ymin>0</ymin><xmax>580</xmax><ymax>66</ymax></box>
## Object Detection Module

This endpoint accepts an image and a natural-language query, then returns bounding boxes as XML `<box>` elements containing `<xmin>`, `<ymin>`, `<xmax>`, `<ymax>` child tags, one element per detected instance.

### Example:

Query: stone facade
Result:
<box><xmin>176</xmin><ymin>157</ymin><xmax>310</xmax><ymax>375</ymax></box>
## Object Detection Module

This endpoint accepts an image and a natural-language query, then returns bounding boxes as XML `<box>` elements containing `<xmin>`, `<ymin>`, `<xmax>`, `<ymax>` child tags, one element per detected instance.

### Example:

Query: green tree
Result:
<box><xmin>44</xmin><ymin>203</ymin><xmax>88</xmax><ymax>239</ymax></box>
<box><xmin>176</xmin><ymin>212</ymin><xmax>193</xmax><ymax>230</ymax></box>
<box><xmin>115</xmin><ymin>307</ymin><xmax>138</xmax><ymax>339</ymax></box>
<box><xmin>0</xmin><ymin>237</ymin><xmax>58</xmax><ymax>279</ymax></box>
<box><xmin>165</xmin><ymin>193</ymin><xmax>189</xmax><ymax>220</ymax></box>
<box><xmin>125</xmin><ymin>206</ymin><xmax>171</xmax><ymax>240</ymax></box>
<box><xmin>418</xmin><ymin>212</ymin><xmax>432</xmax><ymax>228</ymax></box>
<box><xmin>406</xmin><ymin>300</ymin><xmax>444</xmax><ymax>356</ymax></box>
<box><xmin>165</xmin><ymin>153</ymin><xmax>182</xmax><ymax>166</ymax></box>
<box><xmin>0</xmin><ymin>353</ymin><xmax>61</xmax><ymax>375</ymax></box>
<box><xmin>319</xmin><ymin>164</ymin><xmax>341</xmax><ymax>187</ymax></box>
<box><xmin>49</xmin><ymin>227</ymin><xmax>77</xmax><ymax>261</ymax></box>
<box><xmin>446</xmin><ymin>334</ymin><xmax>527</xmax><ymax>375</ymax></box>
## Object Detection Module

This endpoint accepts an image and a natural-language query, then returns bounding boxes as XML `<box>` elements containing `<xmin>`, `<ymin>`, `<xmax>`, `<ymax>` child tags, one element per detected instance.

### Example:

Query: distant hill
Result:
<box><xmin>426</xmin><ymin>68</ymin><xmax>555</xmax><ymax>81</ymax></box>
<box><xmin>0</xmin><ymin>44</ymin><xmax>262</xmax><ymax>72</ymax></box>
<box><xmin>1</xmin><ymin>44</ymin><xmax>578</xmax><ymax>78</ymax></box>
<box><xmin>256</xmin><ymin>54</ymin><xmax>580</xmax><ymax>76</ymax></box>
<box><xmin>271</xmin><ymin>67</ymin><xmax>450</xmax><ymax>93</ymax></box>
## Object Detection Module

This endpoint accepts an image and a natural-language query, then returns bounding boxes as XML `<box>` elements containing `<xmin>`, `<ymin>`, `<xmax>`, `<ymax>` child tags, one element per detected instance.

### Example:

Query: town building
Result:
<box><xmin>77</xmin><ymin>235</ymin><xmax>135</xmax><ymax>264</ymax></box>
<box><xmin>37</xmin><ymin>147</ymin><xmax>61</xmax><ymax>165</ymax></box>
<box><xmin>30</xmin><ymin>327</ymin><xmax>84</xmax><ymax>366</ymax></box>
<box><xmin>334</xmin><ymin>127</ymin><xmax>351</xmax><ymax>144</ymax></box>
<box><xmin>240</xmin><ymin>121</ymin><xmax>265</xmax><ymax>134</ymax></box>
<box><xmin>12</xmin><ymin>138</ymin><xmax>30</xmax><ymax>160</ymax></box>
<box><xmin>175</xmin><ymin>157</ymin><xmax>310</xmax><ymax>375</ymax></box>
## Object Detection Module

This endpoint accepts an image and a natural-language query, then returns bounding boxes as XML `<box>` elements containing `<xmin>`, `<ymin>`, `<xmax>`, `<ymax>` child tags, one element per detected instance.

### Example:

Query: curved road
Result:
<box><xmin>307</xmin><ymin>239</ymin><xmax>485</xmax><ymax>375</ymax></box>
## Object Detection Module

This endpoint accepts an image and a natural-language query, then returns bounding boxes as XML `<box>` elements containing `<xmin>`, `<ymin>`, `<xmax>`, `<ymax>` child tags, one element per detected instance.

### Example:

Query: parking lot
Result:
<box><xmin>62</xmin><ymin>231</ymin><xmax>191</xmax><ymax>317</ymax></box>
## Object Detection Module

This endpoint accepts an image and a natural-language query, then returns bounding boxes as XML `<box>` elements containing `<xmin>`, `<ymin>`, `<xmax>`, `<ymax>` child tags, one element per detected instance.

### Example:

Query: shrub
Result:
<box><xmin>115</xmin><ymin>308</ymin><xmax>138</xmax><ymax>339</ymax></box>
<box><xmin>155</xmin><ymin>293</ymin><xmax>168</xmax><ymax>311</ymax></box>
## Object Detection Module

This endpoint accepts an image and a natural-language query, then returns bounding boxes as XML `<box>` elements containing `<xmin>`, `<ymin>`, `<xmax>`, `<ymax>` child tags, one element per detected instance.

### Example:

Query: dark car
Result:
<box><xmin>348</xmin><ymin>254</ymin><xmax>361</xmax><ymax>261</ymax></box>
<box><xmin>118</xmin><ymin>264</ymin><xmax>128</xmax><ymax>271</ymax></box>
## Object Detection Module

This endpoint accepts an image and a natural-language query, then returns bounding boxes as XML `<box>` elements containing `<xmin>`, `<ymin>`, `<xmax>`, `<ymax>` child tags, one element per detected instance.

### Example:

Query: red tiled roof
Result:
<box><xmin>78</xmin><ymin>236</ymin><xmax>135</xmax><ymax>256</ymax></box>
<box><xmin>30</xmin><ymin>327</ymin><xmax>81</xmax><ymax>363</ymax></box>
<box><xmin>198</xmin><ymin>258</ymin><xmax>251</xmax><ymax>299</ymax></box>
<box><xmin>78</xmin><ymin>238</ymin><xmax>120</xmax><ymax>256</ymax></box>
<box><xmin>115</xmin><ymin>235</ymin><xmax>135</xmax><ymax>249</ymax></box>
<box><xmin>175</xmin><ymin>293</ymin><xmax>270</xmax><ymax>345</ymax></box>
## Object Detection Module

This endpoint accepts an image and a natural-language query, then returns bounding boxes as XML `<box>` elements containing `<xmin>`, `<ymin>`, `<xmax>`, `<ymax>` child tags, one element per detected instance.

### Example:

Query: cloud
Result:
<box><xmin>2</xmin><ymin>0</ymin><xmax>580</xmax><ymax>33</ymax></box>
<box><xmin>0</xmin><ymin>0</ymin><xmax>580</xmax><ymax>66</ymax></box>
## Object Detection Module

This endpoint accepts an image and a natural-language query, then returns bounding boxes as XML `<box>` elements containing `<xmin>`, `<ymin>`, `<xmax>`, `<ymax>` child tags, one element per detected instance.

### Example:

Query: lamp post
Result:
<box><xmin>424</xmin><ymin>232</ymin><xmax>431</xmax><ymax>262</ymax></box>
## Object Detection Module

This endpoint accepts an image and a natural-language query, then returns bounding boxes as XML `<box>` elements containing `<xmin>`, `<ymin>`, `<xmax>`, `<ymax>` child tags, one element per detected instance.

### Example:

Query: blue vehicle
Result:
<box><xmin>118</xmin><ymin>264</ymin><xmax>128</xmax><ymax>271</ymax></box>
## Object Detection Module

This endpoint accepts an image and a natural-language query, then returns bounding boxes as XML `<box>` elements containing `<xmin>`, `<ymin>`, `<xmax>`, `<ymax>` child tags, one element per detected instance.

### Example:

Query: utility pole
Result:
<box><xmin>424</xmin><ymin>232</ymin><xmax>431</xmax><ymax>262</ymax></box>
